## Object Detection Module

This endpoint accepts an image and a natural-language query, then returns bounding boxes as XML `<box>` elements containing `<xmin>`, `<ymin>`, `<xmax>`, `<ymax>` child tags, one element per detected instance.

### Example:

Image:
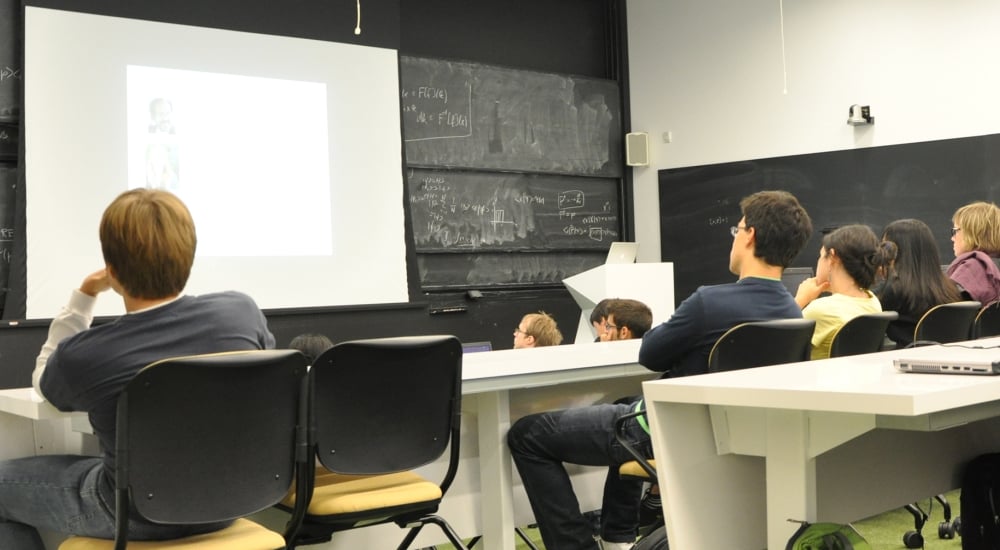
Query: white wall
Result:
<box><xmin>627</xmin><ymin>0</ymin><xmax>1000</xmax><ymax>261</ymax></box>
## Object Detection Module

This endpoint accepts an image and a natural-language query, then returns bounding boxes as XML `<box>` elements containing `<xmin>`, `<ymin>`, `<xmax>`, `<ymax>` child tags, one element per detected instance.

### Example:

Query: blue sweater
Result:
<box><xmin>40</xmin><ymin>291</ymin><xmax>274</xmax><ymax>501</ymax></box>
<box><xmin>638</xmin><ymin>277</ymin><xmax>802</xmax><ymax>378</ymax></box>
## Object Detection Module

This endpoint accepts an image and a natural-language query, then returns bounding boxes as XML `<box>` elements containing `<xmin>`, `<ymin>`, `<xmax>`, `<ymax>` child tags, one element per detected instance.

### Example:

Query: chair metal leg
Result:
<box><xmin>515</xmin><ymin>526</ymin><xmax>540</xmax><ymax>550</ymax></box>
<box><xmin>464</xmin><ymin>528</ymin><xmax>537</xmax><ymax>549</ymax></box>
<box><xmin>397</xmin><ymin>515</ymin><xmax>471</xmax><ymax>550</ymax></box>
<box><xmin>421</xmin><ymin>514</ymin><xmax>471</xmax><ymax>550</ymax></box>
<box><xmin>397</xmin><ymin>523</ymin><xmax>427</xmax><ymax>550</ymax></box>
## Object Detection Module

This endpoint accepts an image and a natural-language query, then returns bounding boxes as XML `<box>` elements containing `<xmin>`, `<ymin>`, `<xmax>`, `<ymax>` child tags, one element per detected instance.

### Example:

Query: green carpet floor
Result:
<box><xmin>439</xmin><ymin>489</ymin><xmax>965</xmax><ymax>549</ymax></box>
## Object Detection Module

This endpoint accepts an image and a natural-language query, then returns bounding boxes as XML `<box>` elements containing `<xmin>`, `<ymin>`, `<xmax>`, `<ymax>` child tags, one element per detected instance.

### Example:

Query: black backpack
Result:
<box><xmin>960</xmin><ymin>453</ymin><xmax>1000</xmax><ymax>549</ymax></box>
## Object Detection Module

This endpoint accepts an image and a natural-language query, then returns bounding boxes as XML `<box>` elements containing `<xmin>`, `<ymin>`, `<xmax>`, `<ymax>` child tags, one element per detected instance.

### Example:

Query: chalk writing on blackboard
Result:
<box><xmin>401</xmin><ymin>56</ymin><xmax>622</xmax><ymax>177</ymax></box>
<box><xmin>417</xmin><ymin>250</ymin><xmax>608</xmax><ymax>289</ymax></box>
<box><xmin>408</xmin><ymin>168</ymin><xmax>619</xmax><ymax>251</ymax></box>
<box><xmin>0</xmin><ymin>67</ymin><xmax>19</xmax><ymax>82</ymax></box>
<box><xmin>401</xmin><ymin>81</ymin><xmax>472</xmax><ymax>141</ymax></box>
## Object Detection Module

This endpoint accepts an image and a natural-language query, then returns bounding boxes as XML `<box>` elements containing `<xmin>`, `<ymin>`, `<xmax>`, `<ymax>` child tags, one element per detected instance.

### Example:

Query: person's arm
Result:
<box><xmin>32</xmin><ymin>270</ymin><xmax>112</xmax><ymax>398</ymax></box>
<box><xmin>638</xmin><ymin>291</ymin><xmax>705</xmax><ymax>373</ymax></box>
<box><xmin>795</xmin><ymin>277</ymin><xmax>829</xmax><ymax>309</ymax></box>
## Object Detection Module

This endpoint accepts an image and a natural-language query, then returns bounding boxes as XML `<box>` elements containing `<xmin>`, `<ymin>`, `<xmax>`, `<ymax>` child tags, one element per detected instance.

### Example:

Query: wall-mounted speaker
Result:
<box><xmin>625</xmin><ymin>132</ymin><xmax>649</xmax><ymax>166</ymax></box>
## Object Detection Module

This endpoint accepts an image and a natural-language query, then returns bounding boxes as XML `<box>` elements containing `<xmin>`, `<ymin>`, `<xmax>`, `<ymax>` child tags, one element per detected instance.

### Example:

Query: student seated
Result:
<box><xmin>508</xmin><ymin>190</ymin><xmax>812</xmax><ymax>550</ymax></box>
<box><xmin>794</xmin><ymin>224</ymin><xmax>896</xmax><ymax>359</ymax></box>
<box><xmin>947</xmin><ymin>201</ymin><xmax>1000</xmax><ymax>305</ymax></box>
<box><xmin>877</xmin><ymin>219</ymin><xmax>962</xmax><ymax>347</ymax></box>
<box><xmin>508</xmin><ymin>298</ymin><xmax>653</xmax><ymax>550</ymax></box>
<box><xmin>513</xmin><ymin>311</ymin><xmax>563</xmax><ymax>348</ymax></box>
<box><xmin>0</xmin><ymin>189</ymin><xmax>275</xmax><ymax>549</ymax></box>
<box><xmin>590</xmin><ymin>298</ymin><xmax>614</xmax><ymax>342</ymax></box>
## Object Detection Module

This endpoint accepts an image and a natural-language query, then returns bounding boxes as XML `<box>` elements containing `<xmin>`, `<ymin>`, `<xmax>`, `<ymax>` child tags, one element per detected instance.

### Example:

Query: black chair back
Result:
<box><xmin>309</xmin><ymin>335</ymin><xmax>462</xmax><ymax>477</ymax></box>
<box><xmin>118</xmin><ymin>350</ymin><xmax>307</xmax><ymax>531</ymax></box>
<box><xmin>911</xmin><ymin>301</ymin><xmax>981</xmax><ymax>346</ymax></box>
<box><xmin>708</xmin><ymin>318</ymin><xmax>816</xmax><ymax>372</ymax></box>
<box><xmin>974</xmin><ymin>301</ymin><xmax>1000</xmax><ymax>339</ymax></box>
<box><xmin>829</xmin><ymin>311</ymin><xmax>899</xmax><ymax>358</ymax></box>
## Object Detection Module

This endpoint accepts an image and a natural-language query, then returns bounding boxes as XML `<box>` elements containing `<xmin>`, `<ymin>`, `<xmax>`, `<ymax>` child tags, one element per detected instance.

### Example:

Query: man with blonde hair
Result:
<box><xmin>513</xmin><ymin>311</ymin><xmax>563</xmax><ymax>348</ymax></box>
<box><xmin>0</xmin><ymin>189</ymin><xmax>274</xmax><ymax>549</ymax></box>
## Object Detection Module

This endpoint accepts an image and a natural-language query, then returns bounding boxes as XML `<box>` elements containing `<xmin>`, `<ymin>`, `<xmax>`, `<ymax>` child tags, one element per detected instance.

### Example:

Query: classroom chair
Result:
<box><xmin>281</xmin><ymin>335</ymin><xmax>470</xmax><ymax>550</ymax></box>
<box><xmin>613</xmin><ymin>409</ymin><xmax>662</xmax><ymax>534</ymax></box>
<box><xmin>909</xmin><ymin>300</ymin><xmax>981</xmax><ymax>347</ymax></box>
<box><xmin>973</xmin><ymin>300</ymin><xmax>1000</xmax><ymax>339</ymax></box>
<box><xmin>60</xmin><ymin>349</ymin><xmax>308</xmax><ymax>550</ymax></box>
<box><xmin>898</xmin><ymin>301</ymin><xmax>980</xmax><ymax>545</ymax></box>
<box><xmin>707</xmin><ymin>318</ymin><xmax>815</xmax><ymax>372</ymax></box>
<box><xmin>828</xmin><ymin>311</ymin><xmax>899</xmax><ymax>358</ymax></box>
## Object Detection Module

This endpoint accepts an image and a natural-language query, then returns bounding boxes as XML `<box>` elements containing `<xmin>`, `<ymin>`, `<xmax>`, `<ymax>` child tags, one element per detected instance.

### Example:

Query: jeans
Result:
<box><xmin>0</xmin><ymin>455</ymin><xmax>229</xmax><ymax>549</ymax></box>
<box><xmin>508</xmin><ymin>402</ymin><xmax>652</xmax><ymax>550</ymax></box>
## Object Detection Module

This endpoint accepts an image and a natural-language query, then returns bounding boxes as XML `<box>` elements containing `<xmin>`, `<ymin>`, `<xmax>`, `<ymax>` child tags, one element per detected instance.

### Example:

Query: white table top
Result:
<box><xmin>0</xmin><ymin>340</ymin><xmax>650</xmax><ymax>419</ymax></box>
<box><xmin>642</xmin><ymin>337</ymin><xmax>1000</xmax><ymax>417</ymax></box>
<box><xmin>461</xmin><ymin>339</ymin><xmax>647</xmax><ymax>394</ymax></box>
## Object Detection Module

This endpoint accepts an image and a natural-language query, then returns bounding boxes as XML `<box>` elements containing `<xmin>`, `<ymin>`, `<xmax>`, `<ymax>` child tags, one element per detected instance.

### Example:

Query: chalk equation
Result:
<box><xmin>401</xmin><ymin>81</ymin><xmax>473</xmax><ymax>142</ymax></box>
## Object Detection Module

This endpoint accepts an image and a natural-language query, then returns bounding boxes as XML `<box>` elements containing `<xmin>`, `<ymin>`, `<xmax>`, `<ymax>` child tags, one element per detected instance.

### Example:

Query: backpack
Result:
<box><xmin>960</xmin><ymin>453</ymin><xmax>1000</xmax><ymax>549</ymax></box>
<box><xmin>785</xmin><ymin>521</ymin><xmax>871</xmax><ymax>550</ymax></box>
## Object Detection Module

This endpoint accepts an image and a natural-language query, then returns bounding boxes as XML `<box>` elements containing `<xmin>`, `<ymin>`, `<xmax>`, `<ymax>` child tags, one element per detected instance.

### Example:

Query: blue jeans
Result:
<box><xmin>507</xmin><ymin>402</ymin><xmax>652</xmax><ymax>550</ymax></box>
<box><xmin>0</xmin><ymin>455</ymin><xmax>229</xmax><ymax>549</ymax></box>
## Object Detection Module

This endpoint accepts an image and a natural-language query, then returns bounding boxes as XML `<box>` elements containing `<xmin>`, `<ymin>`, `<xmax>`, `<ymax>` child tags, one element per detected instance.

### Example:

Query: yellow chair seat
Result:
<box><xmin>283</xmin><ymin>468</ymin><xmax>442</xmax><ymax>516</ymax></box>
<box><xmin>59</xmin><ymin>518</ymin><xmax>285</xmax><ymax>550</ymax></box>
<box><xmin>619</xmin><ymin>459</ymin><xmax>657</xmax><ymax>479</ymax></box>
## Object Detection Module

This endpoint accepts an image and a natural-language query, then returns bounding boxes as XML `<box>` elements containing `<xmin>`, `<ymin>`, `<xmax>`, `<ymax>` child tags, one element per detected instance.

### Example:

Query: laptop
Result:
<box><xmin>606</xmin><ymin>242</ymin><xmax>639</xmax><ymax>264</ymax></box>
<box><xmin>780</xmin><ymin>267</ymin><xmax>814</xmax><ymax>295</ymax></box>
<box><xmin>461</xmin><ymin>341</ymin><xmax>493</xmax><ymax>354</ymax></box>
<box><xmin>892</xmin><ymin>345</ymin><xmax>1000</xmax><ymax>375</ymax></box>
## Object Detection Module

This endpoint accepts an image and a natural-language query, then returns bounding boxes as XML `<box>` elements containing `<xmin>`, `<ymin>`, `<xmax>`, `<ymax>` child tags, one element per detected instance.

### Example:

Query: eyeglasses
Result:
<box><xmin>513</xmin><ymin>326</ymin><xmax>528</xmax><ymax>336</ymax></box>
<box><xmin>730</xmin><ymin>224</ymin><xmax>750</xmax><ymax>238</ymax></box>
<box><xmin>603</xmin><ymin>321</ymin><xmax>618</xmax><ymax>331</ymax></box>
<box><xmin>952</xmin><ymin>227</ymin><xmax>962</xmax><ymax>236</ymax></box>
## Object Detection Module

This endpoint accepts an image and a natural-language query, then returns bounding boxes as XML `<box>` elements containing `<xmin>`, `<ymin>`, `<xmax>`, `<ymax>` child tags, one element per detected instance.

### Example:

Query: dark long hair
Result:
<box><xmin>881</xmin><ymin>219</ymin><xmax>960</xmax><ymax>313</ymax></box>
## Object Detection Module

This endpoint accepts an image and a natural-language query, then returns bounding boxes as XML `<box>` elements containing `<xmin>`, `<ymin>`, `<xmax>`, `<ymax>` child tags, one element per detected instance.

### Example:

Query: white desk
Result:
<box><xmin>0</xmin><ymin>340</ymin><xmax>652</xmax><ymax>550</ymax></box>
<box><xmin>642</xmin><ymin>338</ymin><xmax>1000</xmax><ymax>550</ymax></box>
<box><xmin>463</xmin><ymin>339</ymin><xmax>648</xmax><ymax>550</ymax></box>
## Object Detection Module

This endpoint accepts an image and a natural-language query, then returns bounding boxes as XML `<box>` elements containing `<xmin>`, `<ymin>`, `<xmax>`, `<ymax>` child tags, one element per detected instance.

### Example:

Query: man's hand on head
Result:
<box><xmin>79</xmin><ymin>269</ymin><xmax>113</xmax><ymax>297</ymax></box>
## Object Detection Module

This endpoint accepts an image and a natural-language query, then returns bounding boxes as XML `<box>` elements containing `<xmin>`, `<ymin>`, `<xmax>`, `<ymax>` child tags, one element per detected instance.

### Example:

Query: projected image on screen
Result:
<box><xmin>25</xmin><ymin>7</ymin><xmax>409</xmax><ymax>318</ymax></box>
<box><xmin>126</xmin><ymin>66</ymin><xmax>333</xmax><ymax>257</ymax></box>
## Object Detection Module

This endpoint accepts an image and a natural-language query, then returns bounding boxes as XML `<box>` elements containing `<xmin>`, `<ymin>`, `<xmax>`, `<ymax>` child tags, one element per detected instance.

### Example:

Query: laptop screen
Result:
<box><xmin>606</xmin><ymin>242</ymin><xmax>638</xmax><ymax>264</ymax></box>
<box><xmin>461</xmin><ymin>341</ymin><xmax>493</xmax><ymax>354</ymax></box>
<box><xmin>781</xmin><ymin>267</ymin><xmax>814</xmax><ymax>295</ymax></box>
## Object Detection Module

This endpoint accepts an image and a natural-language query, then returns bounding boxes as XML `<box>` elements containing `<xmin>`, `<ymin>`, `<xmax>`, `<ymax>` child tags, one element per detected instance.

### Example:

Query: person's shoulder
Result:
<box><xmin>190</xmin><ymin>291</ymin><xmax>263</xmax><ymax>311</ymax></box>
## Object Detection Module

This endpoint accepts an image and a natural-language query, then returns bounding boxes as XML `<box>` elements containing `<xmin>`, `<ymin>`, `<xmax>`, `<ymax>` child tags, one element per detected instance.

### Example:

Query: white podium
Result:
<box><xmin>563</xmin><ymin>262</ymin><xmax>675</xmax><ymax>343</ymax></box>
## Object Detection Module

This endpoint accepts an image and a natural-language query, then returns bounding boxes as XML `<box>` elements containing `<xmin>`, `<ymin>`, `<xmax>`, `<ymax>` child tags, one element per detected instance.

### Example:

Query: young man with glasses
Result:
<box><xmin>513</xmin><ymin>311</ymin><xmax>563</xmax><ymax>349</ymax></box>
<box><xmin>639</xmin><ymin>189</ymin><xmax>813</xmax><ymax>376</ymax></box>
<box><xmin>508</xmin><ymin>190</ymin><xmax>812</xmax><ymax>550</ymax></box>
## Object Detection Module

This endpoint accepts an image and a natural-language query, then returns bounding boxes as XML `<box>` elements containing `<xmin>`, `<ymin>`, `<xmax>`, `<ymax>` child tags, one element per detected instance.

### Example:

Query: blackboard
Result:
<box><xmin>0</xmin><ymin>0</ymin><xmax>19</xmax><ymax>162</ymax></box>
<box><xmin>408</xmin><ymin>168</ymin><xmax>619</xmax><ymax>251</ymax></box>
<box><xmin>400</xmin><ymin>55</ymin><xmax>622</xmax><ymax>177</ymax></box>
<box><xmin>400</xmin><ymin>55</ymin><xmax>625</xmax><ymax>290</ymax></box>
<box><xmin>659</xmin><ymin>134</ymin><xmax>1000</xmax><ymax>303</ymax></box>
